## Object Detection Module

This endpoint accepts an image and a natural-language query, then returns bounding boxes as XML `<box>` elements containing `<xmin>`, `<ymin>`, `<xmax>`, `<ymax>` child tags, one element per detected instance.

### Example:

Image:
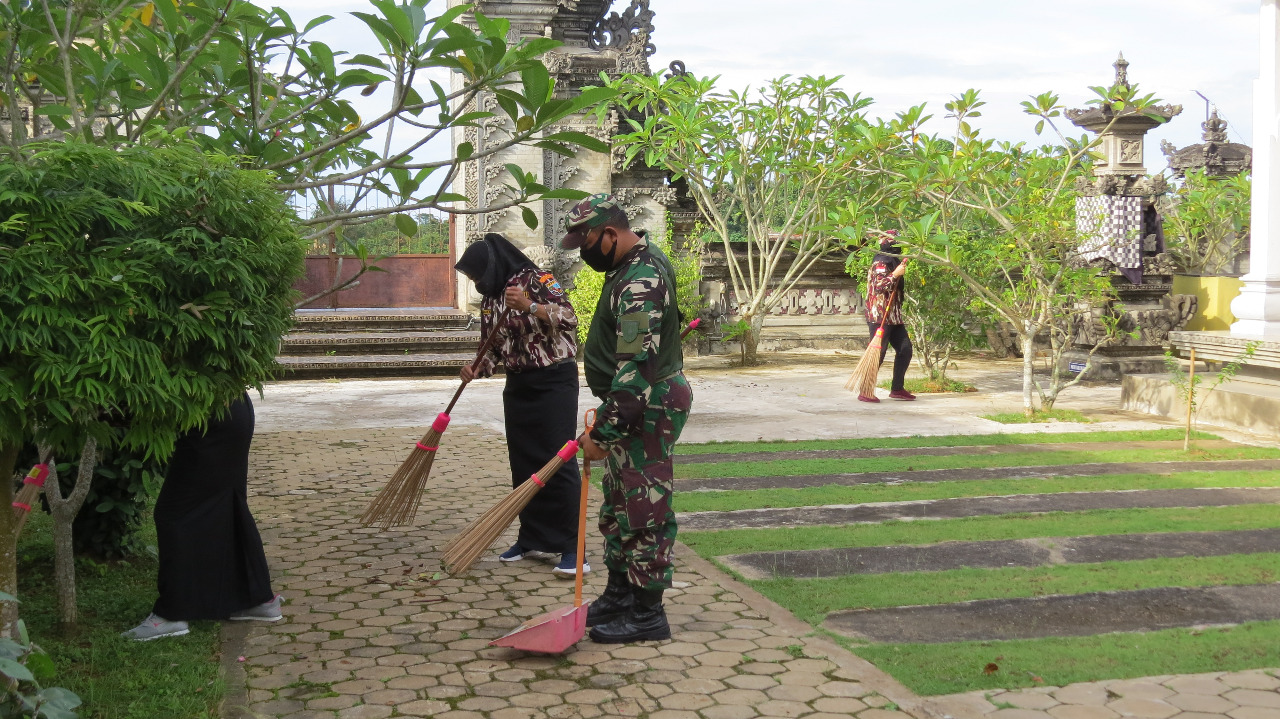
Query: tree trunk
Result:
<box><xmin>44</xmin><ymin>437</ymin><xmax>97</xmax><ymax>629</ymax></box>
<box><xmin>0</xmin><ymin>443</ymin><xmax>19</xmax><ymax>636</ymax></box>
<box><xmin>742</xmin><ymin>314</ymin><xmax>764</xmax><ymax>366</ymax></box>
<box><xmin>1021</xmin><ymin>326</ymin><xmax>1036</xmax><ymax>418</ymax></box>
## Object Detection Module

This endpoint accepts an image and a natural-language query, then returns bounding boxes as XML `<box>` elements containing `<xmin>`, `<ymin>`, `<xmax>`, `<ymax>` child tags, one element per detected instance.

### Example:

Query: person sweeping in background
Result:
<box><xmin>454</xmin><ymin>233</ymin><xmax>586</xmax><ymax>578</ymax></box>
<box><xmin>560</xmin><ymin>194</ymin><xmax>693</xmax><ymax>644</ymax></box>
<box><xmin>860</xmin><ymin>231</ymin><xmax>915</xmax><ymax>403</ymax></box>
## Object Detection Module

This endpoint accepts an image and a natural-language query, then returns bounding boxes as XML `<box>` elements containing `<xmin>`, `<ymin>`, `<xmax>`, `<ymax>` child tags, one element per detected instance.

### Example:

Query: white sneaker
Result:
<box><xmin>552</xmin><ymin>553</ymin><xmax>591</xmax><ymax>578</ymax></box>
<box><xmin>229</xmin><ymin>594</ymin><xmax>284</xmax><ymax>622</ymax></box>
<box><xmin>122</xmin><ymin>613</ymin><xmax>190</xmax><ymax>641</ymax></box>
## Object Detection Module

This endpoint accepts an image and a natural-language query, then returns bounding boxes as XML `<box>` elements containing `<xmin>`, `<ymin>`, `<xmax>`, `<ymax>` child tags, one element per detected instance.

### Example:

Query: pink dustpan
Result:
<box><xmin>490</xmin><ymin>410</ymin><xmax>596</xmax><ymax>654</ymax></box>
<box><xmin>490</xmin><ymin>601</ymin><xmax>590</xmax><ymax>653</ymax></box>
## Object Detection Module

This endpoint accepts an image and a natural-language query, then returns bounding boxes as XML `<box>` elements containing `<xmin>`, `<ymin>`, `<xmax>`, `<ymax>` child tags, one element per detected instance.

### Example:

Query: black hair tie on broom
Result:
<box><xmin>845</xmin><ymin>280</ymin><xmax>901</xmax><ymax>398</ymax></box>
<box><xmin>361</xmin><ymin>308</ymin><xmax>511</xmax><ymax>529</ymax></box>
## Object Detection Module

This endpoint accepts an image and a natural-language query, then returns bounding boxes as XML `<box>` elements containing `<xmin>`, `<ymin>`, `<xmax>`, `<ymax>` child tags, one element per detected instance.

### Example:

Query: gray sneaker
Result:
<box><xmin>122</xmin><ymin>613</ymin><xmax>190</xmax><ymax>641</ymax></box>
<box><xmin>229</xmin><ymin>594</ymin><xmax>283</xmax><ymax>622</ymax></box>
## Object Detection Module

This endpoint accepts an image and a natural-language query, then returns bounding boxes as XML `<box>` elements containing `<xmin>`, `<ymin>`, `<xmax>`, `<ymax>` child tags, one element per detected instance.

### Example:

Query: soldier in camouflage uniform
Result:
<box><xmin>561</xmin><ymin>194</ymin><xmax>693</xmax><ymax>644</ymax></box>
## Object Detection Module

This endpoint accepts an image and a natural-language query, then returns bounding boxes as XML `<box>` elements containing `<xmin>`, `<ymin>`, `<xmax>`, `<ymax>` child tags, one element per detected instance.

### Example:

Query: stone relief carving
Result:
<box><xmin>588</xmin><ymin>0</ymin><xmax>655</xmax><ymax>53</ymax></box>
<box><xmin>462</xmin><ymin>93</ymin><xmax>519</xmax><ymax>242</ymax></box>
<box><xmin>707</xmin><ymin>287</ymin><xmax>864</xmax><ymax>325</ymax></box>
<box><xmin>1120</xmin><ymin>139</ymin><xmax>1142</xmax><ymax>162</ymax></box>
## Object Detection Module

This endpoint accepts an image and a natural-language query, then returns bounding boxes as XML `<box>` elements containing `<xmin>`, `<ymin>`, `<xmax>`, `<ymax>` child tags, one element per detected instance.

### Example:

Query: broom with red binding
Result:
<box><xmin>12</xmin><ymin>463</ymin><xmax>50</xmax><ymax>537</ymax></box>
<box><xmin>439</xmin><ymin>436</ymin><xmax>582</xmax><ymax>576</ymax></box>
<box><xmin>361</xmin><ymin>308</ymin><xmax>510</xmax><ymax>529</ymax></box>
<box><xmin>845</xmin><ymin>281</ymin><xmax>901</xmax><ymax>398</ymax></box>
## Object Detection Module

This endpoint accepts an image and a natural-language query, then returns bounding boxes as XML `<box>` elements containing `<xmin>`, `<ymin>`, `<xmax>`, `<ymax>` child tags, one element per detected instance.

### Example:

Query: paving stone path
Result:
<box><xmin>242</xmin><ymin>373</ymin><xmax>1280</xmax><ymax>719</ymax></box>
<box><xmin>227</xmin><ymin>426</ymin><xmax>920</xmax><ymax>719</ymax></box>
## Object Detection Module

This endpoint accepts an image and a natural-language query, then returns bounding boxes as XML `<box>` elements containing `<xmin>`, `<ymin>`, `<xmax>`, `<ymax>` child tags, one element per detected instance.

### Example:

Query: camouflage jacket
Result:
<box><xmin>865</xmin><ymin>260</ymin><xmax>903</xmax><ymax>327</ymax></box>
<box><xmin>476</xmin><ymin>267</ymin><xmax>578</xmax><ymax>377</ymax></box>
<box><xmin>583</xmin><ymin>236</ymin><xmax>684</xmax><ymax>446</ymax></box>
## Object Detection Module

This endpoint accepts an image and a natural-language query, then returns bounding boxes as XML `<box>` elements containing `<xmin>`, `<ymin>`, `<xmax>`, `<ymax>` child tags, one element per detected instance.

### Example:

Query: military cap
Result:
<box><xmin>560</xmin><ymin>193</ymin><xmax>624</xmax><ymax>249</ymax></box>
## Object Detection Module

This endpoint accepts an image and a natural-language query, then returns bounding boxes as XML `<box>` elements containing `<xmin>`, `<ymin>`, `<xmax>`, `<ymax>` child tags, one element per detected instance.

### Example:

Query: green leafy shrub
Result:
<box><xmin>0</xmin><ymin>141</ymin><xmax>306</xmax><ymax>461</ymax></box>
<box><xmin>0</xmin><ymin>593</ymin><xmax>81</xmax><ymax>719</ymax></box>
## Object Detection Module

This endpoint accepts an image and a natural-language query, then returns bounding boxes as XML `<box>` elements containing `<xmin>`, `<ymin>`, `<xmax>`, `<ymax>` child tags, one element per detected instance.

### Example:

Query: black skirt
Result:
<box><xmin>503</xmin><ymin>360</ymin><xmax>581</xmax><ymax>554</ymax></box>
<box><xmin>152</xmin><ymin>393</ymin><xmax>274</xmax><ymax>620</ymax></box>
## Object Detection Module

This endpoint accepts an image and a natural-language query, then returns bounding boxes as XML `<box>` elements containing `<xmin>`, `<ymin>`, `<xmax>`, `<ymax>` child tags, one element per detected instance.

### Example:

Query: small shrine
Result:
<box><xmin>1064</xmin><ymin>54</ymin><xmax>1197</xmax><ymax>379</ymax></box>
<box><xmin>1162</xmin><ymin>109</ymin><xmax>1253</xmax><ymax>179</ymax></box>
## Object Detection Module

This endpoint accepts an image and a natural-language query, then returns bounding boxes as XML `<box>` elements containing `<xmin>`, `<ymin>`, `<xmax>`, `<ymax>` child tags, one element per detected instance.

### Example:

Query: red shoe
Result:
<box><xmin>888</xmin><ymin>389</ymin><xmax>916</xmax><ymax>401</ymax></box>
<box><xmin>858</xmin><ymin>394</ymin><xmax>880</xmax><ymax>403</ymax></box>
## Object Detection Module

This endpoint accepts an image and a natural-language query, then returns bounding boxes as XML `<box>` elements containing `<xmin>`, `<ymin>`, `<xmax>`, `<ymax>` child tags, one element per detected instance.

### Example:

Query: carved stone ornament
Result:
<box><xmin>588</xmin><ymin>0</ymin><xmax>656</xmax><ymax>57</ymax></box>
<box><xmin>1163</xmin><ymin>108</ymin><xmax>1252</xmax><ymax>178</ymax></box>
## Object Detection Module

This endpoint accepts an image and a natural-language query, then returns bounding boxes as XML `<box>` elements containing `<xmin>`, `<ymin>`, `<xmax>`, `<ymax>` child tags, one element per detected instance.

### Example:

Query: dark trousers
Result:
<box><xmin>503</xmin><ymin>360</ymin><xmax>581</xmax><ymax>554</ymax></box>
<box><xmin>153</xmin><ymin>393</ymin><xmax>274</xmax><ymax>621</ymax></box>
<box><xmin>870</xmin><ymin>323</ymin><xmax>913</xmax><ymax>391</ymax></box>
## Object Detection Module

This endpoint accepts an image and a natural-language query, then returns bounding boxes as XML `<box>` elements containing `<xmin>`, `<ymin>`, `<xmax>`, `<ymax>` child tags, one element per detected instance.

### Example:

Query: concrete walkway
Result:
<box><xmin>229</xmin><ymin>355</ymin><xmax>1280</xmax><ymax>719</ymax></box>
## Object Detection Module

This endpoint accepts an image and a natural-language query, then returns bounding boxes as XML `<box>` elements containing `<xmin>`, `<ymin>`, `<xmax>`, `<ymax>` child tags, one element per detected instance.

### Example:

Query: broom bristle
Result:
<box><xmin>844</xmin><ymin>328</ymin><xmax>885</xmax><ymax>395</ymax></box>
<box><xmin>360</xmin><ymin>427</ymin><xmax>444</xmax><ymax>529</ymax></box>
<box><xmin>440</xmin><ymin>450</ymin><xmax>571</xmax><ymax>576</ymax></box>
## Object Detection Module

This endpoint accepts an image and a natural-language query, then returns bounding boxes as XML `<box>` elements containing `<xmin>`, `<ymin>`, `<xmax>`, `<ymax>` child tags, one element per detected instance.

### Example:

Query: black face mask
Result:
<box><xmin>579</xmin><ymin>230</ymin><xmax>617</xmax><ymax>272</ymax></box>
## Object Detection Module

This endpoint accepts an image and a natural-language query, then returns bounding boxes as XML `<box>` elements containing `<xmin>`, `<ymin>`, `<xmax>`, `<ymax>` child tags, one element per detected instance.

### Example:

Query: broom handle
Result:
<box><xmin>444</xmin><ymin>307</ymin><xmax>511</xmax><ymax>415</ymax></box>
<box><xmin>874</xmin><ymin>280</ymin><xmax>901</xmax><ymax>335</ymax></box>
<box><xmin>574</xmin><ymin>409</ymin><xmax>596</xmax><ymax>608</ymax></box>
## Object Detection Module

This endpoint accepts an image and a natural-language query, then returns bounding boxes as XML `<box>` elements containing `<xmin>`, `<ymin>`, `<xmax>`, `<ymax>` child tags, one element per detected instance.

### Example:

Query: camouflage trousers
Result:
<box><xmin>597</xmin><ymin>373</ymin><xmax>692</xmax><ymax>591</ymax></box>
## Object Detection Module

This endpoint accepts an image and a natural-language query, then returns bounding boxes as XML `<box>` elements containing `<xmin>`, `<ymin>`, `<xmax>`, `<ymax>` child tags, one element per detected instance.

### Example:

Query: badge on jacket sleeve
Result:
<box><xmin>536</xmin><ymin>272</ymin><xmax>565</xmax><ymax>297</ymax></box>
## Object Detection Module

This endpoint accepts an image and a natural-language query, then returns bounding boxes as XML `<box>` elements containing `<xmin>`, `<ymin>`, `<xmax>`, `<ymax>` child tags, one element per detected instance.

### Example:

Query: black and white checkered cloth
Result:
<box><xmin>1076</xmin><ymin>195</ymin><xmax>1143</xmax><ymax>269</ymax></box>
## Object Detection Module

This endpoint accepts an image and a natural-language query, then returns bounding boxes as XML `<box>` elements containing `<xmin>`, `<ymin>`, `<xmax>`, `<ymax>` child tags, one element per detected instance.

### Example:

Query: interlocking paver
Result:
<box><xmin>227</xmin><ymin>422</ymin><xmax>1280</xmax><ymax>719</ymax></box>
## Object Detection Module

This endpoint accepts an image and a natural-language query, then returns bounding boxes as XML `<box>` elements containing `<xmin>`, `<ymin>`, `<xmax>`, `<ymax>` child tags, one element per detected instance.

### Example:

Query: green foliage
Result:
<box><xmin>601</xmin><ymin>73</ymin><xmax>873</xmax><ymax>363</ymax></box>
<box><xmin>1165</xmin><ymin>341</ymin><xmax>1259</xmax><ymax>445</ymax></box>
<box><xmin>329</xmin><ymin>213</ymin><xmax>450</xmax><ymax>256</ymax></box>
<box><xmin>982</xmin><ymin>408</ymin><xmax>1092</xmax><ymax>424</ymax></box>
<box><xmin>1162</xmin><ymin>169</ymin><xmax>1251</xmax><ymax>275</ymax></box>
<box><xmin>0</xmin><ymin>594</ymin><xmax>81</xmax><ymax>719</ymax></box>
<box><xmin>877</xmin><ymin>376</ymin><xmax>975</xmax><ymax>394</ymax></box>
<box><xmin>0</xmin><ymin>141</ymin><xmax>305</xmax><ymax>461</ymax></box>
<box><xmin>0</xmin><ymin>0</ymin><xmax>608</xmax><ymax>225</ymax></box>
<box><xmin>68</xmin><ymin>446</ymin><xmax>162</xmax><ymax>560</ymax></box>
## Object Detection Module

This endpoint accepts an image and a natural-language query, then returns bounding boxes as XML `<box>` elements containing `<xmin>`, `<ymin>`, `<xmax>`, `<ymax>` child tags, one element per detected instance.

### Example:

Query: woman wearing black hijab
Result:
<box><xmin>454</xmin><ymin>234</ymin><xmax>585</xmax><ymax>577</ymax></box>
<box><xmin>862</xmin><ymin>231</ymin><xmax>915</xmax><ymax>402</ymax></box>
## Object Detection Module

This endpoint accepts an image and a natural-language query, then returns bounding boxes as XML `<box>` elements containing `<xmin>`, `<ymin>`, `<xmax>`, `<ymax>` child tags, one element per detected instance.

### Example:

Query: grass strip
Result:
<box><xmin>743</xmin><ymin>554</ymin><xmax>1280</xmax><ymax>622</ymax></box>
<box><xmin>676</xmin><ymin>446</ymin><xmax>1280</xmax><ymax>480</ymax></box>
<box><xmin>677</xmin><ymin>470</ymin><xmax>1280</xmax><ymax>513</ymax></box>
<box><xmin>680</xmin><ymin>429</ymin><xmax>1219</xmax><ymax>455</ymax></box>
<box><xmin>847</xmin><ymin>620</ymin><xmax>1280</xmax><ymax>696</ymax></box>
<box><xmin>680</xmin><ymin>504</ymin><xmax>1280</xmax><ymax>556</ymax></box>
<box><xmin>983</xmin><ymin>409</ymin><xmax>1091</xmax><ymax>424</ymax></box>
<box><xmin>17</xmin><ymin>510</ymin><xmax>222</xmax><ymax>719</ymax></box>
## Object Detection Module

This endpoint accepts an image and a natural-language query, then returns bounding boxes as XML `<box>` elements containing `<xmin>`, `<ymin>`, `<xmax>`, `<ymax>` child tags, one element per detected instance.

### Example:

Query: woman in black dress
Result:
<box><xmin>123</xmin><ymin>393</ymin><xmax>280</xmax><ymax>640</ymax></box>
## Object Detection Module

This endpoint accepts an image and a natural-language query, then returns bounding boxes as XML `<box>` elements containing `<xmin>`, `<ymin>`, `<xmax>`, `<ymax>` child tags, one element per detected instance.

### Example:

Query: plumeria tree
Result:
<box><xmin>601</xmin><ymin>73</ymin><xmax>881</xmax><ymax>364</ymax></box>
<box><xmin>1</xmin><ymin>0</ymin><xmax>611</xmax><ymax>300</ymax></box>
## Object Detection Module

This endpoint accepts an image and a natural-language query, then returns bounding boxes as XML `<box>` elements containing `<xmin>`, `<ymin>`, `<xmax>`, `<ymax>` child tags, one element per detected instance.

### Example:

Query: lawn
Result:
<box><xmin>675</xmin><ymin>445</ymin><xmax>1280</xmax><ymax>480</ymax></box>
<box><xmin>679</xmin><ymin>429</ymin><xmax>1218</xmax><ymax>455</ymax></box>
<box><xmin>676</xmin><ymin>469</ymin><xmax>1280</xmax><ymax>513</ymax></box>
<box><xmin>16</xmin><ymin>510</ymin><xmax>223</xmax><ymax>718</ymax></box>
<box><xmin>677</xmin><ymin>431</ymin><xmax>1280</xmax><ymax>695</ymax></box>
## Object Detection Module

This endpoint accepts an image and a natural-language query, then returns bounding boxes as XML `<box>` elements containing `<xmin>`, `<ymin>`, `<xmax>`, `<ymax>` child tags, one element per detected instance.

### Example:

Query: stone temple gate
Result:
<box><xmin>449</xmin><ymin>0</ymin><xmax>696</xmax><ymax>311</ymax></box>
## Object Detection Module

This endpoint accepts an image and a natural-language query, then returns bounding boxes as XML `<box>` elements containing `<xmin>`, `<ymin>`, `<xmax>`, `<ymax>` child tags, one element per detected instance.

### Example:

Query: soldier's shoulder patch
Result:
<box><xmin>481</xmin><ymin>307</ymin><xmax>492</xmax><ymax>316</ymax></box>
<box><xmin>536</xmin><ymin>271</ymin><xmax>564</xmax><ymax>297</ymax></box>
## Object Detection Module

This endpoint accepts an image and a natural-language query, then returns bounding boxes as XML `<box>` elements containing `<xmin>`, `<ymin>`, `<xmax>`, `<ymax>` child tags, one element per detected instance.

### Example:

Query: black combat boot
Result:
<box><xmin>588</xmin><ymin>587</ymin><xmax>670</xmax><ymax>643</ymax></box>
<box><xmin>585</xmin><ymin>570</ymin><xmax>633</xmax><ymax>627</ymax></box>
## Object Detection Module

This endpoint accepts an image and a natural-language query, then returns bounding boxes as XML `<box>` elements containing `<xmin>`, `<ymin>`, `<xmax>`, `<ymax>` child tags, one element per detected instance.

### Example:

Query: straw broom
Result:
<box><xmin>361</xmin><ymin>308</ymin><xmax>510</xmax><ymax>529</ymax></box>
<box><xmin>439</xmin><ymin>438</ymin><xmax>581</xmax><ymax>576</ymax></box>
<box><xmin>11</xmin><ymin>463</ymin><xmax>50</xmax><ymax>538</ymax></box>
<box><xmin>844</xmin><ymin>282</ymin><xmax>900</xmax><ymax>396</ymax></box>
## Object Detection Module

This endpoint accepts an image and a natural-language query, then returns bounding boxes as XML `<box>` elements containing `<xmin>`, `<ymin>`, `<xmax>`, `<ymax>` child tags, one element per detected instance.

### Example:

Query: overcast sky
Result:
<box><xmin>260</xmin><ymin>0</ymin><xmax>1261</xmax><ymax>169</ymax></box>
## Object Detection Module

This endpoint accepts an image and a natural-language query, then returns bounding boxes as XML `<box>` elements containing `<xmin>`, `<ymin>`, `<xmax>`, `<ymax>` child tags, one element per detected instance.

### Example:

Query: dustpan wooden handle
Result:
<box><xmin>574</xmin><ymin>409</ymin><xmax>595</xmax><ymax>607</ymax></box>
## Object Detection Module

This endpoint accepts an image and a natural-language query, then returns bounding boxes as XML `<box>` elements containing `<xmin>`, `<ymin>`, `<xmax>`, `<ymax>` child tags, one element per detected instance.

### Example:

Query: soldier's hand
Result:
<box><xmin>504</xmin><ymin>286</ymin><xmax>530</xmax><ymax>312</ymax></box>
<box><xmin>460</xmin><ymin>365</ymin><xmax>477</xmax><ymax>382</ymax></box>
<box><xmin>579</xmin><ymin>432</ymin><xmax>608</xmax><ymax>461</ymax></box>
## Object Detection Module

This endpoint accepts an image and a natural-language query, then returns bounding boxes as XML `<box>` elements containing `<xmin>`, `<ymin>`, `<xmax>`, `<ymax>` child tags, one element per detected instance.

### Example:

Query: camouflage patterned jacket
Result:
<box><xmin>865</xmin><ymin>260</ymin><xmax>903</xmax><ymax>326</ymax></box>
<box><xmin>476</xmin><ymin>267</ymin><xmax>577</xmax><ymax>377</ymax></box>
<box><xmin>583</xmin><ymin>236</ymin><xmax>684</xmax><ymax>446</ymax></box>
